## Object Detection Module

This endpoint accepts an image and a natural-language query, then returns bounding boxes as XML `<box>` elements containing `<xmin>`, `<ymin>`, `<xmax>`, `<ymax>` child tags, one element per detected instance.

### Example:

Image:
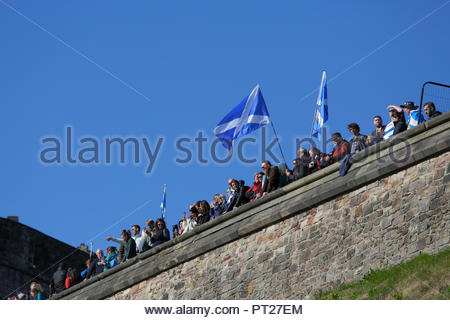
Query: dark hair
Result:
<box><xmin>331</xmin><ymin>132</ymin><xmax>342</xmax><ymax>140</ymax></box>
<box><xmin>189</xmin><ymin>204</ymin><xmax>198</xmax><ymax>214</ymax></box>
<box><xmin>254</xmin><ymin>171</ymin><xmax>264</xmax><ymax>178</ymax></box>
<box><xmin>262</xmin><ymin>160</ymin><xmax>272</xmax><ymax>166</ymax></box>
<box><xmin>132</xmin><ymin>224</ymin><xmax>140</xmax><ymax>231</ymax></box>
<box><xmin>121</xmin><ymin>229</ymin><xmax>131</xmax><ymax>239</ymax></box>
<box><xmin>424</xmin><ymin>101</ymin><xmax>435</xmax><ymax>110</ymax></box>
<box><xmin>107</xmin><ymin>246</ymin><xmax>117</xmax><ymax>254</ymax></box>
<box><xmin>389</xmin><ymin>109</ymin><xmax>404</xmax><ymax>120</ymax></box>
<box><xmin>198</xmin><ymin>200</ymin><xmax>210</xmax><ymax>213</ymax></box>
<box><xmin>67</xmin><ymin>267</ymin><xmax>77</xmax><ymax>282</ymax></box>
<box><xmin>373</xmin><ymin>115</ymin><xmax>382</xmax><ymax>120</ymax></box>
<box><xmin>347</xmin><ymin>123</ymin><xmax>360</xmax><ymax>131</ymax></box>
<box><xmin>155</xmin><ymin>218</ymin><xmax>166</xmax><ymax>230</ymax></box>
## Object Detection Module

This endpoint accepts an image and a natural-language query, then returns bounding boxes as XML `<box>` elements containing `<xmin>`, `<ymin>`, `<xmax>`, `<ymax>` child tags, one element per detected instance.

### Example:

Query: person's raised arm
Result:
<box><xmin>386</xmin><ymin>105</ymin><xmax>402</xmax><ymax>113</ymax></box>
<box><xmin>106</xmin><ymin>237</ymin><xmax>125</xmax><ymax>244</ymax></box>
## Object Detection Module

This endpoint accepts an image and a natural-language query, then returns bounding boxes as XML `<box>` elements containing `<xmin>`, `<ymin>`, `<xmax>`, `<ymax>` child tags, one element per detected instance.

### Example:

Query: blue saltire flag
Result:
<box><xmin>160</xmin><ymin>184</ymin><xmax>166</xmax><ymax>220</ymax></box>
<box><xmin>407</xmin><ymin>109</ymin><xmax>425</xmax><ymax>129</ymax></box>
<box><xmin>312</xmin><ymin>71</ymin><xmax>328</xmax><ymax>138</ymax></box>
<box><xmin>383</xmin><ymin>121</ymin><xmax>395</xmax><ymax>140</ymax></box>
<box><xmin>214</xmin><ymin>85</ymin><xmax>271</xmax><ymax>151</ymax></box>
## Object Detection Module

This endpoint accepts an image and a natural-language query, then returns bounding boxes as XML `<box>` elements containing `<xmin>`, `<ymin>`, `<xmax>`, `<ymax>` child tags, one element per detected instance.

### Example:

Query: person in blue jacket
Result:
<box><xmin>103</xmin><ymin>246</ymin><xmax>118</xmax><ymax>271</ymax></box>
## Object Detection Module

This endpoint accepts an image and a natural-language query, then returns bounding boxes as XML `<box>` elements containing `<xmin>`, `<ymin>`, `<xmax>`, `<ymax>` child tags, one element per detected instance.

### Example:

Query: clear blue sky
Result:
<box><xmin>1</xmin><ymin>1</ymin><xmax>449</xmax><ymax>256</ymax></box>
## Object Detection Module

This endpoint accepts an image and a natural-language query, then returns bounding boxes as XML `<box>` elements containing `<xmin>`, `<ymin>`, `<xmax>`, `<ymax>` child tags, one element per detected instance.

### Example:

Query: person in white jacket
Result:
<box><xmin>181</xmin><ymin>205</ymin><xmax>198</xmax><ymax>234</ymax></box>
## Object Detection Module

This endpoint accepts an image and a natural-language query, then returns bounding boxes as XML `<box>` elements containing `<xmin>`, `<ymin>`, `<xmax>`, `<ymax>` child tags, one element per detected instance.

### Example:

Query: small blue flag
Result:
<box><xmin>160</xmin><ymin>184</ymin><xmax>166</xmax><ymax>220</ymax></box>
<box><xmin>312</xmin><ymin>71</ymin><xmax>328</xmax><ymax>138</ymax></box>
<box><xmin>214</xmin><ymin>85</ymin><xmax>271</xmax><ymax>151</ymax></box>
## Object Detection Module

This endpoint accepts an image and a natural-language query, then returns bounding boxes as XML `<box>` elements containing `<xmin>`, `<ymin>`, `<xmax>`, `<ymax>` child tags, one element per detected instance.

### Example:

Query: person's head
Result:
<box><xmin>96</xmin><ymin>249</ymin><xmax>104</xmax><ymax>259</ymax></box>
<box><xmin>106</xmin><ymin>246</ymin><xmax>116</xmax><ymax>255</ymax></box>
<box><xmin>178</xmin><ymin>220</ymin><xmax>183</xmax><ymax>228</ymax></box>
<box><xmin>296</xmin><ymin>147</ymin><xmax>308</xmax><ymax>159</ymax></box>
<box><xmin>254</xmin><ymin>171</ymin><xmax>264</xmax><ymax>184</ymax></box>
<box><xmin>373</xmin><ymin>116</ymin><xmax>383</xmax><ymax>128</ymax></box>
<box><xmin>155</xmin><ymin>218</ymin><xmax>166</xmax><ymax>230</ymax></box>
<box><xmin>423</xmin><ymin>102</ymin><xmax>436</xmax><ymax>116</ymax></box>
<box><xmin>229</xmin><ymin>179</ymin><xmax>239</xmax><ymax>190</ymax></box>
<box><xmin>189</xmin><ymin>203</ymin><xmax>198</xmax><ymax>217</ymax></box>
<box><xmin>400</xmin><ymin>101</ymin><xmax>418</xmax><ymax>115</ymax></box>
<box><xmin>30</xmin><ymin>282</ymin><xmax>42</xmax><ymax>293</ymax></box>
<box><xmin>67</xmin><ymin>267</ymin><xmax>77</xmax><ymax>281</ymax></box>
<box><xmin>331</xmin><ymin>133</ymin><xmax>342</xmax><ymax>145</ymax></box>
<box><xmin>261</xmin><ymin>160</ymin><xmax>271</xmax><ymax>174</ymax></box>
<box><xmin>199</xmin><ymin>200</ymin><xmax>210</xmax><ymax>212</ymax></box>
<box><xmin>146</xmin><ymin>219</ymin><xmax>155</xmax><ymax>230</ymax></box>
<box><xmin>58</xmin><ymin>262</ymin><xmax>66</xmax><ymax>270</ymax></box>
<box><xmin>347</xmin><ymin>123</ymin><xmax>360</xmax><ymax>136</ymax></box>
<box><xmin>217</xmin><ymin>194</ymin><xmax>226</xmax><ymax>204</ymax></box>
<box><xmin>189</xmin><ymin>203</ymin><xmax>198</xmax><ymax>221</ymax></box>
<box><xmin>131</xmin><ymin>224</ymin><xmax>140</xmax><ymax>236</ymax></box>
<box><xmin>389</xmin><ymin>109</ymin><xmax>400</xmax><ymax>122</ymax></box>
<box><xmin>121</xmin><ymin>229</ymin><xmax>131</xmax><ymax>241</ymax></box>
<box><xmin>309</xmin><ymin>147</ymin><xmax>320</xmax><ymax>157</ymax></box>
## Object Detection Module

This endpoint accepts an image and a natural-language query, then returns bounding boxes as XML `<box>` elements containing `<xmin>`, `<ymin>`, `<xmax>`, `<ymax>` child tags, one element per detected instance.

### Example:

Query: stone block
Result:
<box><xmin>381</xmin><ymin>216</ymin><xmax>392</xmax><ymax>229</ymax></box>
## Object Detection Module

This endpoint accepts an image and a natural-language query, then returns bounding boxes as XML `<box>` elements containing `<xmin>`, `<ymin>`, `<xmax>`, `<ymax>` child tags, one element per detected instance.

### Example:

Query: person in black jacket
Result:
<box><xmin>151</xmin><ymin>218</ymin><xmax>170</xmax><ymax>247</ymax></box>
<box><xmin>121</xmin><ymin>229</ymin><xmax>137</xmax><ymax>263</ymax></box>
<box><xmin>195</xmin><ymin>200</ymin><xmax>211</xmax><ymax>225</ymax></box>
<box><xmin>50</xmin><ymin>262</ymin><xmax>67</xmax><ymax>295</ymax></box>
<box><xmin>286</xmin><ymin>148</ymin><xmax>310</xmax><ymax>183</ymax></box>
<box><xmin>85</xmin><ymin>249</ymin><xmax>105</xmax><ymax>279</ymax></box>
<box><xmin>423</xmin><ymin>102</ymin><xmax>442</xmax><ymax>119</ymax></box>
<box><xmin>389</xmin><ymin>109</ymin><xmax>407</xmax><ymax>135</ymax></box>
<box><xmin>226</xmin><ymin>179</ymin><xmax>250</xmax><ymax>212</ymax></box>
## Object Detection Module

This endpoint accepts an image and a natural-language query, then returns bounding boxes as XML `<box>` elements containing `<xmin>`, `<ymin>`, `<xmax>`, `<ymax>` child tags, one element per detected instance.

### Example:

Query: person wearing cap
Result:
<box><xmin>423</xmin><ymin>101</ymin><xmax>442</xmax><ymax>119</ymax></box>
<box><xmin>387</xmin><ymin>101</ymin><xmax>424</xmax><ymax>129</ymax></box>
<box><xmin>330</xmin><ymin>133</ymin><xmax>350</xmax><ymax>162</ymax></box>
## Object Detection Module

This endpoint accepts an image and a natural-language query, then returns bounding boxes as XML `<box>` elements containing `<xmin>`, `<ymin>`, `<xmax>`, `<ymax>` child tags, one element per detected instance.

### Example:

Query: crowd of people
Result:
<box><xmin>6</xmin><ymin>100</ymin><xmax>444</xmax><ymax>300</ymax></box>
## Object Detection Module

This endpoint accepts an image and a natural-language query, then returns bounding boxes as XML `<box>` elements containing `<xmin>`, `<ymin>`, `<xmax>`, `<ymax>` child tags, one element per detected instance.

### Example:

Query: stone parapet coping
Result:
<box><xmin>54</xmin><ymin>112</ymin><xmax>450</xmax><ymax>299</ymax></box>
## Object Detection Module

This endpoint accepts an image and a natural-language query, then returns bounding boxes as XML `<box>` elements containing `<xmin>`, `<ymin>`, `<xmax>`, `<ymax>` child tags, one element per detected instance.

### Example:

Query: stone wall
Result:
<box><xmin>55</xmin><ymin>113</ymin><xmax>450</xmax><ymax>300</ymax></box>
<box><xmin>0</xmin><ymin>217</ymin><xmax>89</xmax><ymax>299</ymax></box>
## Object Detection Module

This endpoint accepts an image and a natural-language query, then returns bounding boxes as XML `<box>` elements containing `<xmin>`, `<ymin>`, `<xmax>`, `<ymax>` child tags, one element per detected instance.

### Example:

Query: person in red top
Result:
<box><xmin>330</xmin><ymin>132</ymin><xmax>350</xmax><ymax>163</ymax></box>
<box><xmin>246</xmin><ymin>172</ymin><xmax>263</xmax><ymax>201</ymax></box>
<box><xmin>65</xmin><ymin>267</ymin><xmax>79</xmax><ymax>289</ymax></box>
